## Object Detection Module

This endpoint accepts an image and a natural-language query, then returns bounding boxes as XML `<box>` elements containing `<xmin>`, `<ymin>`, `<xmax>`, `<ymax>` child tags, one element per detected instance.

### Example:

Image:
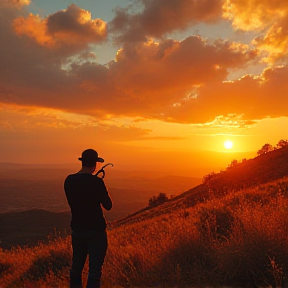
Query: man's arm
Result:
<box><xmin>98</xmin><ymin>178</ymin><xmax>113</xmax><ymax>211</ymax></box>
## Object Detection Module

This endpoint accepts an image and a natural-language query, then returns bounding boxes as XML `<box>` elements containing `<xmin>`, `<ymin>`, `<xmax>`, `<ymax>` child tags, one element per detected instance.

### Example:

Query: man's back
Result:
<box><xmin>64</xmin><ymin>173</ymin><xmax>112</xmax><ymax>231</ymax></box>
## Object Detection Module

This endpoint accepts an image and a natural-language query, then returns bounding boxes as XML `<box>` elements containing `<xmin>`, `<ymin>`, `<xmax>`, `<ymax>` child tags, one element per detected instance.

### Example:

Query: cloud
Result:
<box><xmin>47</xmin><ymin>36</ymin><xmax>254</xmax><ymax>119</ymax></box>
<box><xmin>110</xmin><ymin>0</ymin><xmax>223</xmax><ymax>43</ymax></box>
<box><xmin>13</xmin><ymin>4</ymin><xmax>107</xmax><ymax>55</ymax></box>
<box><xmin>196</xmin><ymin>115</ymin><xmax>257</xmax><ymax>129</ymax></box>
<box><xmin>0</xmin><ymin>2</ymin><xmax>107</xmax><ymax>109</ymax></box>
<box><xmin>0</xmin><ymin>104</ymin><xmax>154</xmax><ymax>142</ymax></box>
<box><xmin>223</xmin><ymin>0</ymin><xmax>288</xmax><ymax>31</ymax></box>
<box><xmin>3</xmin><ymin>0</ymin><xmax>30</xmax><ymax>8</ymax></box>
<box><xmin>223</xmin><ymin>0</ymin><xmax>288</xmax><ymax>63</ymax></box>
<box><xmin>103</xmin><ymin>37</ymin><xmax>256</xmax><ymax>116</ymax></box>
<box><xmin>254</xmin><ymin>15</ymin><xmax>288</xmax><ymax>63</ymax></box>
<box><xmin>163</xmin><ymin>65</ymin><xmax>288</xmax><ymax>123</ymax></box>
<box><xmin>111</xmin><ymin>0</ymin><xmax>288</xmax><ymax>63</ymax></box>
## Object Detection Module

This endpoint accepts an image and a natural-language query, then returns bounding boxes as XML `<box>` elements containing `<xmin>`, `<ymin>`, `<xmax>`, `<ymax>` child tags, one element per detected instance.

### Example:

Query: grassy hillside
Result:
<box><xmin>1</xmin><ymin>147</ymin><xmax>288</xmax><ymax>287</ymax></box>
<box><xmin>204</xmin><ymin>145</ymin><xmax>288</xmax><ymax>193</ymax></box>
<box><xmin>115</xmin><ymin>146</ymin><xmax>288</xmax><ymax>227</ymax></box>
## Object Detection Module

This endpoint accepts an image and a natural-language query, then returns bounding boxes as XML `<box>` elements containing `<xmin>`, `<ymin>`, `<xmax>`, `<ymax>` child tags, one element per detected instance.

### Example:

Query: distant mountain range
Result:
<box><xmin>0</xmin><ymin>165</ymin><xmax>201</xmax><ymax>249</ymax></box>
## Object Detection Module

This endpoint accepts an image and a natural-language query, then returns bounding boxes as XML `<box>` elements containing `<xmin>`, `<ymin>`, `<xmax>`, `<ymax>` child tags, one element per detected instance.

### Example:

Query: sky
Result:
<box><xmin>0</xmin><ymin>0</ymin><xmax>287</xmax><ymax>177</ymax></box>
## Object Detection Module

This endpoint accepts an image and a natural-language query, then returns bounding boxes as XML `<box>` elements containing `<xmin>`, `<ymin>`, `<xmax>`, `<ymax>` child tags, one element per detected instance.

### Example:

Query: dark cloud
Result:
<box><xmin>110</xmin><ymin>0</ymin><xmax>224</xmax><ymax>43</ymax></box>
<box><xmin>46</xmin><ymin>4</ymin><xmax>107</xmax><ymax>41</ymax></box>
<box><xmin>13</xmin><ymin>4</ymin><xmax>107</xmax><ymax>56</ymax></box>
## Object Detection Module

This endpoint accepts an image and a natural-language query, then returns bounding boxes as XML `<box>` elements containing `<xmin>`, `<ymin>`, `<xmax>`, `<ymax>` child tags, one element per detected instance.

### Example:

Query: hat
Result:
<box><xmin>78</xmin><ymin>149</ymin><xmax>104</xmax><ymax>164</ymax></box>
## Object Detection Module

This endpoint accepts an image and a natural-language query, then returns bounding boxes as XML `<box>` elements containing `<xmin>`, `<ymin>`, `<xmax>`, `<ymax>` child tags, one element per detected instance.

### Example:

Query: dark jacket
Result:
<box><xmin>64</xmin><ymin>173</ymin><xmax>112</xmax><ymax>232</ymax></box>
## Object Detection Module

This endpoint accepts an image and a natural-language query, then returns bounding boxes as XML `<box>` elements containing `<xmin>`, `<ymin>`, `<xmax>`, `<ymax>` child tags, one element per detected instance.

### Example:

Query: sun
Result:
<box><xmin>224</xmin><ymin>140</ymin><xmax>233</xmax><ymax>149</ymax></box>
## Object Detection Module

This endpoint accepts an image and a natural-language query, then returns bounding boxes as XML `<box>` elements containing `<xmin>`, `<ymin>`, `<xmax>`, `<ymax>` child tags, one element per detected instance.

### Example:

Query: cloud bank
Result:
<box><xmin>0</xmin><ymin>0</ymin><xmax>287</xmax><ymax>125</ymax></box>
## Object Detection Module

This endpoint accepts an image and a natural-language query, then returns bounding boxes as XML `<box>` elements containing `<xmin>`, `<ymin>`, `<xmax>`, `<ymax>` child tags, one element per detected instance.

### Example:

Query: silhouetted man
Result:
<box><xmin>64</xmin><ymin>149</ymin><xmax>113</xmax><ymax>288</ymax></box>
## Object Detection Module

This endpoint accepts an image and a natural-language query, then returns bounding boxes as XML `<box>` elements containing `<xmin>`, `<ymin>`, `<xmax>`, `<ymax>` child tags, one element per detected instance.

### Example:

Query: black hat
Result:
<box><xmin>78</xmin><ymin>149</ymin><xmax>104</xmax><ymax>165</ymax></box>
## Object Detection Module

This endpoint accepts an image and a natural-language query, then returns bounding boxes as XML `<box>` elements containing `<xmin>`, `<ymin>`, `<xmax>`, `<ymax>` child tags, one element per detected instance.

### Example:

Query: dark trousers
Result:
<box><xmin>70</xmin><ymin>229</ymin><xmax>108</xmax><ymax>288</ymax></box>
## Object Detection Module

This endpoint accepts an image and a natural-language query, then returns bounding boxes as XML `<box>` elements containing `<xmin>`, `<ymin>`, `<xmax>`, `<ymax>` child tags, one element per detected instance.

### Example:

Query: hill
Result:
<box><xmin>203</xmin><ymin>144</ymin><xmax>288</xmax><ymax>192</ymax></box>
<box><xmin>114</xmin><ymin>146</ymin><xmax>288</xmax><ymax>227</ymax></box>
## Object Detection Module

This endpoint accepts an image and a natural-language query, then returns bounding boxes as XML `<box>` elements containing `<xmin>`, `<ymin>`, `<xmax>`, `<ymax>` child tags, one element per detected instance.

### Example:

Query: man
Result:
<box><xmin>64</xmin><ymin>149</ymin><xmax>113</xmax><ymax>288</ymax></box>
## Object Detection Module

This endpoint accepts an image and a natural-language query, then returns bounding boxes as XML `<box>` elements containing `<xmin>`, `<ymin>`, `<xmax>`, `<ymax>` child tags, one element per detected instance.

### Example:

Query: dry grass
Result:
<box><xmin>1</xmin><ymin>177</ymin><xmax>288</xmax><ymax>287</ymax></box>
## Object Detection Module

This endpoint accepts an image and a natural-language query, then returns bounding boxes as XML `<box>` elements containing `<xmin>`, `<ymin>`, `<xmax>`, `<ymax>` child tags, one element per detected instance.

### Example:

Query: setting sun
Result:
<box><xmin>224</xmin><ymin>140</ymin><xmax>233</xmax><ymax>149</ymax></box>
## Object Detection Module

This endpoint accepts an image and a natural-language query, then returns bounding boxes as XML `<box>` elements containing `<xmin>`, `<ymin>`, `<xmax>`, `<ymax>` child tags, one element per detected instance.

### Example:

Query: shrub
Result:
<box><xmin>148</xmin><ymin>192</ymin><xmax>169</xmax><ymax>207</ymax></box>
<box><xmin>21</xmin><ymin>249</ymin><xmax>70</xmax><ymax>281</ymax></box>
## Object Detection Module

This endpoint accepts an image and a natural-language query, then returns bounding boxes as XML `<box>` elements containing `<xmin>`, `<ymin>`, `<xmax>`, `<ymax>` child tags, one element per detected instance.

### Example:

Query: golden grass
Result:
<box><xmin>1</xmin><ymin>177</ymin><xmax>288</xmax><ymax>287</ymax></box>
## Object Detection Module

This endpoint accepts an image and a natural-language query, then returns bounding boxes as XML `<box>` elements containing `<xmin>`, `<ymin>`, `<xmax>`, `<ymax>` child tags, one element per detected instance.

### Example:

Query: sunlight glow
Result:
<box><xmin>224</xmin><ymin>140</ymin><xmax>233</xmax><ymax>149</ymax></box>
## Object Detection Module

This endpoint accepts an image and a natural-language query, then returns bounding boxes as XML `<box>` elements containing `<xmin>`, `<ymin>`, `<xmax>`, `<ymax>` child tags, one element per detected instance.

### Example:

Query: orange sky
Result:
<box><xmin>0</xmin><ymin>0</ymin><xmax>287</xmax><ymax>177</ymax></box>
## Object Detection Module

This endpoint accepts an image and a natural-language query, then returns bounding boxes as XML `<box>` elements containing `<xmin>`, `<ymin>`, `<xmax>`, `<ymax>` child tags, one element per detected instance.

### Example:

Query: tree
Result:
<box><xmin>276</xmin><ymin>139</ymin><xmax>288</xmax><ymax>149</ymax></box>
<box><xmin>202</xmin><ymin>172</ymin><xmax>216</xmax><ymax>185</ymax></box>
<box><xmin>229</xmin><ymin>159</ymin><xmax>238</xmax><ymax>168</ymax></box>
<box><xmin>257</xmin><ymin>143</ymin><xmax>274</xmax><ymax>156</ymax></box>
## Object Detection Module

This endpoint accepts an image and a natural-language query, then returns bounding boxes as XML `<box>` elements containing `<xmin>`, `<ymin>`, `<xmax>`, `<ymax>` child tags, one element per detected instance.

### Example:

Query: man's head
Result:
<box><xmin>78</xmin><ymin>149</ymin><xmax>104</xmax><ymax>167</ymax></box>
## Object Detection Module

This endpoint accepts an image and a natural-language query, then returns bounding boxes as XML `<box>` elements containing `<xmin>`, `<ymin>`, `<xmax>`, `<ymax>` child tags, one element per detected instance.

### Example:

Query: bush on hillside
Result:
<box><xmin>148</xmin><ymin>192</ymin><xmax>168</xmax><ymax>207</ymax></box>
<box><xmin>21</xmin><ymin>249</ymin><xmax>70</xmax><ymax>281</ymax></box>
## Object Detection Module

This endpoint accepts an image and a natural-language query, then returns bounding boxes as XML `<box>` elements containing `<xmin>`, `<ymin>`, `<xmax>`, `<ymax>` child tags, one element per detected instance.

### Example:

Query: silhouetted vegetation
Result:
<box><xmin>148</xmin><ymin>192</ymin><xmax>169</xmax><ymax>207</ymax></box>
<box><xmin>257</xmin><ymin>143</ymin><xmax>274</xmax><ymax>156</ymax></box>
<box><xmin>257</xmin><ymin>139</ymin><xmax>288</xmax><ymax>156</ymax></box>
<box><xmin>277</xmin><ymin>139</ymin><xmax>288</xmax><ymax>149</ymax></box>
